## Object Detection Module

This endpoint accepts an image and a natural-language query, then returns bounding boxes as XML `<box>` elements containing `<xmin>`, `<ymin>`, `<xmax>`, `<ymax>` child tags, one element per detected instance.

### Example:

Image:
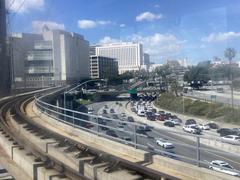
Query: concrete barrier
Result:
<box><xmin>151</xmin><ymin>155</ymin><xmax>237</xmax><ymax>180</ymax></box>
<box><xmin>0</xmin><ymin>128</ymin><xmax>71</xmax><ymax>180</ymax></box>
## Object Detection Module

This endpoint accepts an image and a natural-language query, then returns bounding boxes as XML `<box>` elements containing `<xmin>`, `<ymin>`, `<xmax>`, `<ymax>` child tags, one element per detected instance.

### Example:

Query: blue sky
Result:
<box><xmin>7</xmin><ymin>0</ymin><xmax>240</xmax><ymax>64</ymax></box>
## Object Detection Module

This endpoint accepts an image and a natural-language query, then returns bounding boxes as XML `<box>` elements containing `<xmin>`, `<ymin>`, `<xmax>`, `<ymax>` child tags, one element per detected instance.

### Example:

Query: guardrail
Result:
<box><xmin>34</xmin><ymin>92</ymin><xmax>240</xmax><ymax>177</ymax></box>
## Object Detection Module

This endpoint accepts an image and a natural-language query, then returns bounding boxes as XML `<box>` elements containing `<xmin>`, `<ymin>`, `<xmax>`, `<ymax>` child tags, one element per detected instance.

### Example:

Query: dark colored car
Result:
<box><xmin>110</xmin><ymin>108</ymin><xmax>115</xmax><ymax>113</ymax></box>
<box><xmin>127</xmin><ymin>116</ymin><xmax>134</xmax><ymax>122</ymax></box>
<box><xmin>106</xmin><ymin>130</ymin><xmax>118</xmax><ymax>138</ymax></box>
<box><xmin>147</xmin><ymin>115</ymin><xmax>156</xmax><ymax>121</ymax></box>
<box><xmin>217</xmin><ymin>128</ymin><xmax>237</xmax><ymax>136</ymax></box>
<box><xmin>102</xmin><ymin>109</ymin><xmax>107</xmax><ymax>114</ymax></box>
<box><xmin>104</xmin><ymin>105</ymin><xmax>108</xmax><ymax>109</ymax></box>
<box><xmin>112</xmin><ymin>114</ymin><xmax>118</xmax><ymax>119</ymax></box>
<box><xmin>99</xmin><ymin>120</ymin><xmax>109</xmax><ymax>130</ymax></box>
<box><xmin>164</xmin><ymin>121</ymin><xmax>175</xmax><ymax>127</ymax></box>
<box><xmin>206</xmin><ymin>122</ymin><xmax>219</xmax><ymax>129</ymax></box>
<box><xmin>156</xmin><ymin>115</ymin><xmax>166</xmax><ymax>121</ymax></box>
<box><xmin>185</xmin><ymin>119</ymin><xmax>196</xmax><ymax>125</ymax></box>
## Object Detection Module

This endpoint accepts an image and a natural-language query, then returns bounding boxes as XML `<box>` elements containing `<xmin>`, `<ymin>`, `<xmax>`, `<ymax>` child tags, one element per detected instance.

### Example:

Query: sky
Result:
<box><xmin>6</xmin><ymin>0</ymin><xmax>240</xmax><ymax>64</ymax></box>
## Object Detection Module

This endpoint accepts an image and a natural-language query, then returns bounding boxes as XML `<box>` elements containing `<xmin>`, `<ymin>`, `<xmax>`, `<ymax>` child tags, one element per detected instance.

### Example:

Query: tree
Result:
<box><xmin>225</xmin><ymin>48</ymin><xmax>236</xmax><ymax>62</ymax></box>
<box><xmin>224</xmin><ymin>47</ymin><xmax>237</xmax><ymax>110</ymax></box>
<box><xmin>155</xmin><ymin>65</ymin><xmax>172</xmax><ymax>91</ymax></box>
<box><xmin>170</xmin><ymin>79</ymin><xmax>179</xmax><ymax>96</ymax></box>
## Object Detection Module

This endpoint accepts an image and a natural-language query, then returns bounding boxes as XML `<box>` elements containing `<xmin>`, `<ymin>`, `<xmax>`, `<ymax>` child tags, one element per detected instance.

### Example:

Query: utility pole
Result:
<box><xmin>0</xmin><ymin>0</ymin><xmax>11</xmax><ymax>96</ymax></box>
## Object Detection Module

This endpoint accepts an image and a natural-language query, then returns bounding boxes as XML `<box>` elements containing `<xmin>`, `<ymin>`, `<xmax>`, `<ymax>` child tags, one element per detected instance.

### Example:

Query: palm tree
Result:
<box><xmin>224</xmin><ymin>48</ymin><xmax>237</xmax><ymax>110</ymax></box>
<box><xmin>224</xmin><ymin>48</ymin><xmax>236</xmax><ymax>62</ymax></box>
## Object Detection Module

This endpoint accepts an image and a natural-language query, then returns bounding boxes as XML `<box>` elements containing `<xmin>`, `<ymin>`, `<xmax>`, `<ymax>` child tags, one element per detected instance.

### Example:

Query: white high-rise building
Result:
<box><xmin>95</xmin><ymin>42</ymin><xmax>143</xmax><ymax>74</ymax></box>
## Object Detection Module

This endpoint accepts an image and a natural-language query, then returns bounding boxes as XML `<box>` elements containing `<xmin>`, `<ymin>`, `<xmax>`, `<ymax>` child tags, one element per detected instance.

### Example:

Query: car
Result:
<box><xmin>104</xmin><ymin>105</ymin><xmax>108</xmax><ymax>109</ymax></box>
<box><xmin>106</xmin><ymin>130</ymin><xmax>118</xmax><ymax>138</ymax></box>
<box><xmin>83</xmin><ymin>122</ymin><xmax>94</xmax><ymax>129</ymax></box>
<box><xmin>197</xmin><ymin>124</ymin><xmax>210</xmax><ymax>130</ymax></box>
<box><xmin>155</xmin><ymin>138</ymin><xmax>174</xmax><ymax>149</ymax></box>
<box><xmin>137</xmin><ymin>124</ymin><xmax>152</xmax><ymax>132</ymax></box>
<box><xmin>117</xmin><ymin>124</ymin><xmax>125</xmax><ymax>130</ymax></box>
<box><xmin>110</xmin><ymin>108</ymin><xmax>115</xmax><ymax>113</ymax></box>
<box><xmin>206</xmin><ymin>122</ymin><xmax>219</xmax><ymax>129</ymax></box>
<box><xmin>164</xmin><ymin>121</ymin><xmax>175</xmax><ymax>127</ymax></box>
<box><xmin>127</xmin><ymin>116</ymin><xmax>134</xmax><ymax>122</ymax></box>
<box><xmin>147</xmin><ymin>115</ymin><xmax>156</xmax><ymax>121</ymax></box>
<box><xmin>137</xmin><ymin>109</ymin><xmax>145</xmax><ymax>117</ymax></box>
<box><xmin>115</xmin><ymin>101</ymin><xmax>119</xmax><ymax>105</ymax></box>
<box><xmin>131</xmin><ymin>107</ymin><xmax>136</xmax><ymax>113</ymax></box>
<box><xmin>167</xmin><ymin>118</ymin><xmax>181</xmax><ymax>125</ymax></box>
<box><xmin>155</xmin><ymin>114</ymin><xmax>167</xmax><ymax>121</ymax></box>
<box><xmin>209</xmin><ymin>160</ymin><xmax>240</xmax><ymax>176</ymax></box>
<box><xmin>183</xmin><ymin>125</ymin><xmax>201</xmax><ymax>134</ymax></box>
<box><xmin>112</xmin><ymin>114</ymin><xmax>119</xmax><ymax>119</ymax></box>
<box><xmin>221</xmin><ymin>135</ymin><xmax>240</xmax><ymax>145</ymax></box>
<box><xmin>122</xmin><ymin>136</ymin><xmax>131</xmax><ymax>142</ymax></box>
<box><xmin>217</xmin><ymin>128</ymin><xmax>237</xmax><ymax>137</ymax></box>
<box><xmin>185</xmin><ymin>119</ymin><xmax>196</xmax><ymax>125</ymax></box>
<box><xmin>102</xmin><ymin>109</ymin><xmax>107</xmax><ymax>114</ymax></box>
<box><xmin>121</xmin><ymin>113</ymin><xmax>126</xmax><ymax>117</ymax></box>
<box><xmin>87</xmin><ymin>108</ymin><xmax>94</xmax><ymax>114</ymax></box>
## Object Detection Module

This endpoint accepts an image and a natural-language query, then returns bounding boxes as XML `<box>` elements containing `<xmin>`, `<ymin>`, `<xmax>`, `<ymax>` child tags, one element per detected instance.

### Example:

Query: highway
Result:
<box><xmin>86</xmin><ymin>100</ymin><xmax>240</xmax><ymax>172</ymax></box>
<box><xmin>185</xmin><ymin>90</ymin><xmax>240</xmax><ymax>106</ymax></box>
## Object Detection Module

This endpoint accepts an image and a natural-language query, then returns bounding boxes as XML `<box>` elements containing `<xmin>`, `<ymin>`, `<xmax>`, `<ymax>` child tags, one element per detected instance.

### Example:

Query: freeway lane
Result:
<box><xmin>88</xmin><ymin>100</ymin><xmax>240</xmax><ymax>172</ymax></box>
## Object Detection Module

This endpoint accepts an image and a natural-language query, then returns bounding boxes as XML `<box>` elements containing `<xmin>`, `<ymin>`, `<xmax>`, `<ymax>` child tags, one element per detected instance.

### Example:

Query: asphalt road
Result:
<box><xmin>87</xmin><ymin>100</ymin><xmax>240</xmax><ymax>173</ymax></box>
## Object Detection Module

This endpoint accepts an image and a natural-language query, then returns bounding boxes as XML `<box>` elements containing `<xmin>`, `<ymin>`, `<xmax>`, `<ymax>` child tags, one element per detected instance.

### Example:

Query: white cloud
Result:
<box><xmin>201</xmin><ymin>31</ymin><xmax>240</xmax><ymax>42</ymax></box>
<box><xmin>78</xmin><ymin>20</ymin><xmax>97</xmax><ymax>29</ymax></box>
<box><xmin>120</xmin><ymin>24</ymin><xmax>126</xmax><ymax>28</ymax></box>
<box><xmin>7</xmin><ymin>0</ymin><xmax>44</xmax><ymax>13</ymax></box>
<box><xmin>131</xmin><ymin>33</ymin><xmax>185</xmax><ymax>58</ymax></box>
<box><xmin>77</xmin><ymin>19</ymin><xmax>113</xmax><ymax>29</ymax></box>
<box><xmin>136</xmin><ymin>11</ymin><xmax>162</xmax><ymax>22</ymax></box>
<box><xmin>32</xmin><ymin>21</ymin><xmax>65</xmax><ymax>33</ymax></box>
<box><xmin>99</xmin><ymin>36</ymin><xmax>121</xmax><ymax>44</ymax></box>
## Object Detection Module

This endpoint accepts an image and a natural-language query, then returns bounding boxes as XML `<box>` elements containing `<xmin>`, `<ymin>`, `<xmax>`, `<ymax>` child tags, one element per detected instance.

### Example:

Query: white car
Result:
<box><xmin>209</xmin><ymin>160</ymin><xmax>240</xmax><ymax>176</ymax></box>
<box><xmin>155</xmin><ymin>138</ymin><xmax>174</xmax><ymax>149</ymax></box>
<box><xmin>197</xmin><ymin>124</ymin><xmax>210</xmax><ymax>130</ymax></box>
<box><xmin>183</xmin><ymin>125</ymin><xmax>201</xmax><ymax>134</ymax></box>
<box><xmin>221</xmin><ymin>135</ymin><xmax>240</xmax><ymax>145</ymax></box>
<box><xmin>88</xmin><ymin>109</ymin><xmax>94</xmax><ymax>114</ymax></box>
<box><xmin>137</xmin><ymin>109</ymin><xmax>145</xmax><ymax>117</ymax></box>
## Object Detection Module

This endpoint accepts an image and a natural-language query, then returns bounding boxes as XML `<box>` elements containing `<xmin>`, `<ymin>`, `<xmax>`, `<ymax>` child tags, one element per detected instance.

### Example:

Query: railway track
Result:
<box><xmin>0</xmin><ymin>92</ymin><xmax>178</xmax><ymax>180</ymax></box>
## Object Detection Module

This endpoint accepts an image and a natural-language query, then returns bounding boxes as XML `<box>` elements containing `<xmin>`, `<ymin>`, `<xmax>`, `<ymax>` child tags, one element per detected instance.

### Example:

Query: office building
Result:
<box><xmin>142</xmin><ymin>53</ymin><xmax>150</xmax><ymax>71</ymax></box>
<box><xmin>89</xmin><ymin>45</ymin><xmax>97</xmax><ymax>56</ymax></box>
<box><xmin>10</xmin><ymin>29</ymin><xmax>90</xmax><ymax>88</ymax></box>
<box><xmin>10</xmin><ymin>33</ymin><xmax>42</xmax><ymax>88</ymax></box>
<box><xmin>95</xmin><ymin>42</ymin><xmax>143</xmax><ymax>74</ymax></box>
<box><xmin>90</xmin><ymin>55</ymin><xmax>118</xmax><ymax>79</ymax></box>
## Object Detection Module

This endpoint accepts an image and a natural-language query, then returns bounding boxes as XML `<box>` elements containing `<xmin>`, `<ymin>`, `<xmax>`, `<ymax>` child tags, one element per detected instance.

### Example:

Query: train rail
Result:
<box><xmin>0</xmin><ymin>92</ymin><xmax>178</xmax><ymax>180</ymax></box>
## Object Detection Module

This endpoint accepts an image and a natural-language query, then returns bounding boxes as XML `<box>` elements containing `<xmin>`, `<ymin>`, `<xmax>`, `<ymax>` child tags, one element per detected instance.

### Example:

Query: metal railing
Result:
<box><xmin>34</xmin><ymin>92</ymin><xmax>240</xmax><ymax>177</ymax></box>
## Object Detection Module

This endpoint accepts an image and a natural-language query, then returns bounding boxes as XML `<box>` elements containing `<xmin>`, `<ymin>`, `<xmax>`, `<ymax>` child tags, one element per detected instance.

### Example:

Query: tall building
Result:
<box><xmin>10</xmin><ymin>29</ymin><xmax>90</xmax><ymax>88</ymax></box>
<box><xmin>0</xmin><ymin>0</ymin><xmax>10</xmax><ymax>94</ymax></box>
<box><xmin>10</xmin><ymin>33</ymin><xmax>42</xmax><ymax>88</ymax></box>
<box><xmin>95</xmin><ymin>42</ymin><xmax>143</xmax><ymax>74</ymax></box>
<box><xmin>89</xmin><ymin>45</ymin><xmax>97</xmax><ymax>56</ymax></box>
<box><xmin>90</xmin><ymin>55</ymin><xmax>118</xmax><ymax>79</ymax></box>
<box><xmin>142</xmin><ymin>53</ymin><xmax>150</xmax><ymax>71</ymax></box>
